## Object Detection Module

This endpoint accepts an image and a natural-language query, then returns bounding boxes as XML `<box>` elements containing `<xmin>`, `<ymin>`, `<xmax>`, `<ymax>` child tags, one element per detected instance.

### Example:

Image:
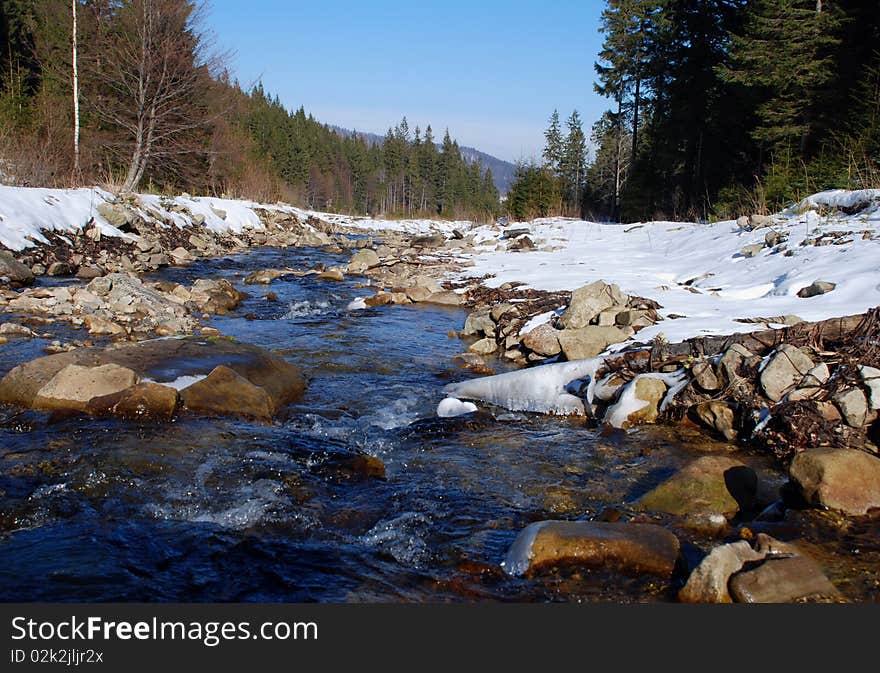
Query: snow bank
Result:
<box><xmin>451</xmin><ymin>195</ymin><xmax>880</xmax><ymax>345</ymax></box>
<box><xmin>0</xmin><ymin>185</ymin><xmax>320</xmax><ymax>252</ymax></box>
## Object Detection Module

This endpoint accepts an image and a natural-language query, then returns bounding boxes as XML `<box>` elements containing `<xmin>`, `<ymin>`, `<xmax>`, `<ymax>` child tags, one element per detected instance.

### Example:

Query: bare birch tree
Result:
<box><xmin>88</xmin><ymin>0</ymin><xmax>215</xmax><ymax>192</ymax></box>
<box><xmin>71</xmin><ymin>0</ymin><xmax>80</xmax><ymax>177</ymax></box>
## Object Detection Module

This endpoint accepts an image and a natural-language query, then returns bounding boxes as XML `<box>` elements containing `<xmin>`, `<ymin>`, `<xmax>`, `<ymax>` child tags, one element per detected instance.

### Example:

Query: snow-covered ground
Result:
<box><xmin>0</xmin><ymin>185</ymin><xmax>317</xmax><ymax>251</ymax></box>
<box><xmin>1</xmin><ymin>184</ymin><xmax>879</xmax><ymax>348</ymax></box>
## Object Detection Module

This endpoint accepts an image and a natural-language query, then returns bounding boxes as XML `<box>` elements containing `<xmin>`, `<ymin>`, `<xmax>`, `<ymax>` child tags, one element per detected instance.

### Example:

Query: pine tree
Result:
<box><xmin>561</xmin><ymin>110</ymin><xmax>587</xmax><ymax>215</ymax></box>
<box><xmin>542</xmin><ymin>109</ymin><xmax>564</xmax><ymax>174</ymax></box>
<box><xmin>725</xmin><ymin>0</ymin><xmax>843</xmax><ymax>156</ymax></box>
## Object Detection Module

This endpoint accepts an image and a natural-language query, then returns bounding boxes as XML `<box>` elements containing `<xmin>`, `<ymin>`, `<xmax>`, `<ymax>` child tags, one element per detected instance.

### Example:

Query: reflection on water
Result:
<box><xmin>0</xmin><ymin>245</ymin><xmax>877</xmax><ymax>602</ymax></box>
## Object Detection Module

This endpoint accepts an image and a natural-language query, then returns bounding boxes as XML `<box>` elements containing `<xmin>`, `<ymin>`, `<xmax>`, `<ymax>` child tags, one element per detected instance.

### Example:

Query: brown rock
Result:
<box><xmin>729</xmin><ymin>555</ymin><xmax>839</xmax><ymax>603</ymax></box>
<box><xmin>693</xmin><ymin>400</ymin><xmax>737</xmax><ymax>441</ymax></box>
<box><xmin>789</xmin><ymin>448</ymin><xmax>880</xmax><ymax>515</ymax></box>
<box><xmin>558</xmin><ymin>325</ymin><xmax>630</xmax><ymax>360</ymax></box>
<box><xmin>84</xmin><ymin>315</ymin><xmax>127</xmax><ymax>336</ymax></box>
<box><xmin>503</xmin><ymin>520</ymin><xmax>680</xmax><ymax>578</ymax></box>
<box><xmin>86</xmin><ymin>382</ymin><xmax>179</xmax><ymax>419</ymax></box>
<box><xmin>365</xmin><ymin>292</ymin><xmax>392</xmax><ymax>307</ymax></box>
<box><xmin>425</xmin><ymin>291</ymin><xmax>461</xmax><ymax>306</ymax></box>
<box><xmin>180</xmin><ymin>365</ymin><xmax>275</xmax><ymax>419</ymax></box>
<box><xmin>521</xmin><ymin>324</ymin><xmax>561</xmax><ymax>357</ymax></box>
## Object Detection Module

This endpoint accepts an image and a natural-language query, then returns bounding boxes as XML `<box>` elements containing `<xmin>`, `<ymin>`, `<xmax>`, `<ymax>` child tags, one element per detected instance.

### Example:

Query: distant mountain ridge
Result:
<box><xmin>328</xmin><ymin>125</ymin><xmax>516</xmax><ymax>195</ymax></box>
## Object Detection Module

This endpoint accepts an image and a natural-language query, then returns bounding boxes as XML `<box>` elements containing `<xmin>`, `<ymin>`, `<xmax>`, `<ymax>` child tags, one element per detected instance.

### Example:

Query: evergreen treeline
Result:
<box><xmin>0</xmin><ymin>0</ymin><xmax>499</xmax><ymax>220</ymax></box>
<box><xmin>510</xmin><ymin>0</ymin><xmax>880</xmax><ymax>222</ymax></box>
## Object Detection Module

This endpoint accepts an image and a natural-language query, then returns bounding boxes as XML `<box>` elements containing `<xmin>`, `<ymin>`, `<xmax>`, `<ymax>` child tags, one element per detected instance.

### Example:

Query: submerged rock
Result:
<box><xmin>638</xmin><ymin>455</ymin><xmax>757</xmax><ymax>517</ymax></box>
<box><xmin>728</xmin><ymin>555</ymin><xmax>839</xmax><ymax>603</ymax></box>
<box><xmin>502</xmin><ymin>520</ymin><xmax>680</xmax><ymax>578</ymax></box>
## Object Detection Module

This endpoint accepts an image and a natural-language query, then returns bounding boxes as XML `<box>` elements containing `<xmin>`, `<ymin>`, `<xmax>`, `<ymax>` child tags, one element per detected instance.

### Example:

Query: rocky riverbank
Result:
<box><xmin>2</xmin><ymin>185</ymin><xmax>880</xmax><ymax>602</ymax></box>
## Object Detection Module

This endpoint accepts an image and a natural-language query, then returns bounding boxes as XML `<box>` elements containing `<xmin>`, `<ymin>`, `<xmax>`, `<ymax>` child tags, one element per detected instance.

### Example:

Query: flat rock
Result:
<box><xmin>638</xmin><ymin>455</ymin><xmax>757</xmax><ymax>517</ymax></box>
<box><xmin>33</xmin><ymin>363</ymin><xmax>139</xmax><ymax>412</ymax></box>
<box><xmin>789</xmin><ymin>448</ymin><xmax>880</xmax><ymax>515</ymax></box>
<box><xmin>729</xmin><ymin>555</ymin><xmax>839</xmax><ymax>603</ymax></box>
<box><xmin>502</xmin><ymin>520</ymin><xmax>680</xmax><ymax>578</ymax></box>
<box><xmin>424</xmin><ymin>291</ymin><xmax>461</xmax><ymax>306</ymax></box>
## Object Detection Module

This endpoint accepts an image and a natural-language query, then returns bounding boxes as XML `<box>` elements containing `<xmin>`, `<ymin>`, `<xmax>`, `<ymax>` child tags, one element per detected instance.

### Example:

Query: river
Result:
<box><xmin>0</xmin><ymin>244</ymin><xmax>877</xmax><ymax>602</ymax></box>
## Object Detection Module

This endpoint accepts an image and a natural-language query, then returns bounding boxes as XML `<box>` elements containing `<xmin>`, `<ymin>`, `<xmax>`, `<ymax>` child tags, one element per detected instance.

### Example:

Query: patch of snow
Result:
<box><xmin>142</xmin><ymin>374</ymin><xmax>207</xmax><ymax>391</ymax></box>
<box><xmin>436</xmin><ymin>397</ymin><xmax>478</xmax><ymax>418</ymax></box>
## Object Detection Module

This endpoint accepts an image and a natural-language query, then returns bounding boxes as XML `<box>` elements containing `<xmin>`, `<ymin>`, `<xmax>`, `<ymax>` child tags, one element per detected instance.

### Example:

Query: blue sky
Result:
<box><xmin>207</xmin><ymin>0</ymin><xmax>608</xmax><ymax>162</ymax></box>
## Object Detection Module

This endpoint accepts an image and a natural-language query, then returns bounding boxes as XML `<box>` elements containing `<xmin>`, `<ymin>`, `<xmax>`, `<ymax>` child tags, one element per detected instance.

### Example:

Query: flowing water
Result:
<box><xmin>1</xmin><ymin>245</ymin><xmax>878</xmax><ymax>602</ymax></box>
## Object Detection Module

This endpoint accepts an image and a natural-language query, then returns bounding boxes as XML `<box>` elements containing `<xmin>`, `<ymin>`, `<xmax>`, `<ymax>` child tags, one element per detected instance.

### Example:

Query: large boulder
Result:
<box><xmin>0</xmin><ymin>251</ymin><xmax>35</xmax><ymax>285</ymax></box>
<box><xmin>0</xmin><ymin>338</ymin><xmax>306</xmax><ymax>420</ymax></box>
<box><xmin>789</xmin><ymin>448</ymin><xmax>880</xmax><ymax>515</ymax></box>
<box><xmin>502</xmin><ymin>520</ymin><xmax>680</xmax><ymax>578</ymax></box>
<box><xmin>558</xmin><ymin>281</ymin><xmax>627</xmax><ymax>329</ymax></box>
<box><xmin>33</xmin><ymin>363</ymin><xmax>139</xmax><ymax>412</ymax></box>
<box><xmin>760</xmin><ymin>344</ymin><xmax>814</xmax><ymax>402</ymax></box>
<box><xmin>558</xmin><ymin>325</ymin><xmax>630</xmax><ymax>360</ymax></box>
<box><xmin>638</xmin><ymin>455</ymin><xmax>757</xmax><ymax>518</ymax></box>
<box><xmin>347</xmin><ymin>248</ymin><xmax>380</xmax><ymax>273</ymax></box>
